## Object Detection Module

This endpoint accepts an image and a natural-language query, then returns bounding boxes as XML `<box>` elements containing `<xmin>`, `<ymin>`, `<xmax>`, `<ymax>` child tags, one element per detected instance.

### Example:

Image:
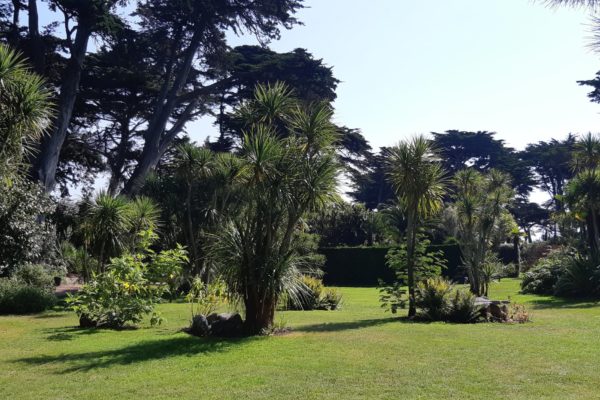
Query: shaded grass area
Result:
<box><xmin>1</xmin><ymin>279</ymin><xmax>600</xmax><ymax>399</ymax></box>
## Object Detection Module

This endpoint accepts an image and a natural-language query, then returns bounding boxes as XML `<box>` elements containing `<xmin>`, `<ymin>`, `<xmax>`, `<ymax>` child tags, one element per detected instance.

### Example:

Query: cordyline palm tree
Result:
<box><xmin>565</xmin><ymin>134</ymin><xmax>600</xmax><ymax>255</ymax></box>
<box><xmin>386</xmin><ymin>136</ymin><xmax>447</xmax><ymax>317</ymax></box>
<box><xmin>453</xmin><ymin>169</ymin><xmax>513</xmax><ymax>296</ymax></box>
<box><xmin>0</xmin><ymin>45</ymin><xmax>51</xmax><ymax>183</ymax></box>
<box><xmin>83</xmin><ymin>192</ymin><xmax>161</xmax><ymax>272</ymax></box>
<box><xmin>83</xmin><ymin>192</ymin><xmax>132</xmax><ymax>272</ymax></box>
<box><xmin>174</xmin><ymin>143</ymin><xmax>214</xmax><ymax>276</ymax></box>
<box><xmin>209</xmin><ymin>83</ymin><xmax>339</xmax><ymax>334</ymax></box>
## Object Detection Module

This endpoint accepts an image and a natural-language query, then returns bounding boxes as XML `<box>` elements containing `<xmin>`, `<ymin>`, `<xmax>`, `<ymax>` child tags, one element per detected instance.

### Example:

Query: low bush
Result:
<box><xmin>286</xmin><ymin>275</ymin><xmax>342</xmax><ymax>310</ymax></box>
<box><xmin>520</xmin><ymin>251</ymin><xmax>569</xmax><ymax>295</ymax></box>
<box><xmin>0</xmin><ymin>279</ymin><xmax>56</xmax><ymax>314</ymax></box>
<box><xmin>409</xmin><ymin>277</ymin><xmax>483</xmax><ymax>323</ymax></box>
<box><xmin>186</xmin><ymin>276</ymin><xmax>229</xmax><ymax>319</ymax></box>
<box><xmin>447</xmin><ymin>290</ymin><xmax>482</xmax><ymax>323</ymax></box>
<box><xmin>554</xmin><ymin>256</ymin><xmax>600</xmax><ymax>298</ymax></box>
<box><xmin>508</xmin><ymin>303</ymin><xmax>531</xmax><ymax>323</ymax></box>
<box><xmin>415</xmin><ymin>277</ymin><xmax>453</xmax><ymax>321</ymax></box>
<box><xmin>67</xmin><ymin>233</ymin><xmax>188</xmax><ymax>328</ymax></box>
<box><xmin>11</xmin><ymin>263</ymin><xmax>54</xmax><ymax>289</ymax></box>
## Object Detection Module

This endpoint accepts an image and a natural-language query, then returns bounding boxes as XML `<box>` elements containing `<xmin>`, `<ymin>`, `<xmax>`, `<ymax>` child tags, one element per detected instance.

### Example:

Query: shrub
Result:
<box><xmin>320</xmin><ymin>288</ymin><xmax>343</xmax><ymax>310</ymax></box>
<box><xmin>496</xmin><ymin>263</ymin><xmax>518</xmax><ymax>279</ymax></box>
<box><xmin>415</xmin><ymin>277</ymin><xmax>453</xmax><ymax>321</ymax></box>
<box><xmin>554</xmin><ymin>256</ymin><xmax>600</xmax><ymax>298</ymax></box>
<box><xmin>0</xmin><ymin>279</ymin><xmax>56</xmax><ymax>314</ymax></box>
<box><xmin>521</xmin><ymin>242</ymin><xmax>554</xmax><ymax>272</ymax></box>
<box><xmin>521</xmin><ymin>251</ymin><xmax>569</xmax><ymax>295</ymax></box>
<box><xmin>186</xmin><ymin>276</ymin><xmax>229</xmax><ymax>318</ymax></box>
<box><xmin>286</xmin><ymin>275</ymin><xmax>342</xmax><ymax>310</ymax></box>
<box><xmin>508</xmin><ymin>303</ymin><xmax>531</xmax><ymax>323</ymax></box>
<box><xmin>378</xmin><ymin>280</ymin><xmax>406</xmax><ymax>314</ymax></box>
<box><xmin>0</xmin><ymin>180</ymin><xmax>56</xmax><ymax>276</ymax></box>
<box><xmin>11</xmin><ymin>263</ymin><xmax>54</xmax><ymax>289</ymax></box>
<box><xmin>67</xmin><ymin>233</ymin><xmax>188</xmax><ymax>328</ymax></box>
<box><xmin>447</xmin><ymin>289</ymin><xmax>482</xmax><ymax>323</ymax></box>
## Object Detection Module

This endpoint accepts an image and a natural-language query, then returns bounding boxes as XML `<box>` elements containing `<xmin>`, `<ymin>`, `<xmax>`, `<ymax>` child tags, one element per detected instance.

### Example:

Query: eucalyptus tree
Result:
<box><xmin>452</xmin><ymin>169</ymin><xmax>513</xmax><ymax>296</ymax></box>
<box><xmin>210</xmin><ymin>83</ymin><xmax>339</xmax><ymax>334</ymax></box>
<box><xmin>386</xmin><ymin>136</ymin><xmax>448</xmax><ymax>317</ymax></box>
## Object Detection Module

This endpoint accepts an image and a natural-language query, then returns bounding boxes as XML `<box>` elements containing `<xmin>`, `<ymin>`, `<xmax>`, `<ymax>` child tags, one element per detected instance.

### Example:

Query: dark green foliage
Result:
<box><xmin>554</xmin><ymin>256</ymin><xmax>600</xmax><ymax>297</ymax></box>
<box><xmin>320</xmin><ymin>245</ymin><xmax>462</xmax><ymax>287</ymax></box>
<box><xmin>311</xmin><ymin>203</ymin><xmax>377</xmax><ymax>247</ymax></box>
<box><xmin>447</xmin><ymin>290</ymin><xmax>482</xmax><ymax>323</ymax></box>
<box><xmin>385</xmin><ymin>234</ymin><xmax>447</xmax><ymax>284</ymax></box>
<box><xmin>348</xmin><ymin>150</ymin><xmax>395</xmax><ymax>209</ymax></box>
<box><xmin>0</xmin><ymin>279</ymin><xmax>56</xmax><ymax>315</ymax></box>
<box><xmin>521</xmin><ymin>135</ymin><xmax>576</xmax><ymax>214</ymax></box>
<box><xmin>432</xmin><ymin>130</ymin><xmax>534</xmax><ymax>197</ymax></box>
<box><xmin>11</xmin><ymin>263</ymin><xmax>55</xmax><ymax>289</ymax></box>
<box><xmin>0</xmin><ymin>179</ymin><xmax>56</xmax><ymax>276</ymax></box>
<box><xmin>521</xmin><ymin>251</ymin><xmax>571</xmax><ymax>295</ymax></box>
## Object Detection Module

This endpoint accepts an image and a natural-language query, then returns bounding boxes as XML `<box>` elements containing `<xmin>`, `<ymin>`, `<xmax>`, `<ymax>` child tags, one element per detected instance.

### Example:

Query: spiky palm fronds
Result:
<box><xmin>83</xmin><ymin>192</ymin><xmax>132</xmax><ymax>267</ymax></box>
<box><xmin>0</xmin><ymin>45</ymin><xmax>51</xmax><ymax>180</ymax></box>
<box><xmin>386</xmin><ymin>135</ymin><xmax>448</xmax><ymax>220</ymax></box>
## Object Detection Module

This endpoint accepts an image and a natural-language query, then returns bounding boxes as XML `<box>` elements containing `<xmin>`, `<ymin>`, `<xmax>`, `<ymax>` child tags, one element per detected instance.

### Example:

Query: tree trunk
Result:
<box><xmin>122</xmin><ymin>31</ymin><xmax>203</xmax><ymax>196</ymax></box>
<box><xmin>243</xmin><ymin>290</ymin><xmax>276</xmax><ymax>335</ymax></box>
<box><xmin>32</xmin><ymin>22</ymin><xmax>92</xmax><ymax>191</ymax></box>
<box><xmin>185</xmin><ymin>182</ymin><xmax>200</xmax><ymax>276</ymax></box>
<box><xmin>28</xmin><ymin>0</ymin><xmax>45</xmax><ymax>75</ymax></box>
<box><xmin>406</xmin><ymin>210</ymin><xmax>417</xmax><ymax>318</ymax></box>
<box><xmin>513</xmin><ymin>234</ymin><xmax>521</xmax><ymax>277</ymax></box>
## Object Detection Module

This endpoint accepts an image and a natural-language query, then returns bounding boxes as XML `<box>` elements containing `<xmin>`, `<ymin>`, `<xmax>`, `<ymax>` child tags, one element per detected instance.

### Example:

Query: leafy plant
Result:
<box><xmin>0</xmin><ymin>279</ymin><xmax>56</xmax><ymax>315</ymax></box>
<box><xmin>286</xmin><ymin>275</ymin><xmax>342</xmax><ymax>310</ymax></box>
<box><xmin>11</xmin><ymin>263</ymin><xmax>54</xmax><ymax>289</ymax></box>
<box><xmin>0</xmin><ymin>179</ymin><xmax>56</xmax><ymax>276</ymax></box>
<box><xmin>447</xmin><ymin>289</ymin><xmax>482</xmax><ymax>323</ymax></box>
<box><xmin>67</xmin><ymin>231</ymin><xmax>187</xmax><ymax>328</ymax></box>
<box><xmin>378</xmin><ymin>280</ymin><xmax>407</xmax><ymax>314</ymax></box>
<box><xmin>554</xmin><ymin>255</ymin><xmax>600</xmax><ymax>297</ymax></box>
<box><xmin>415</xmin><ymin>277</ymin><xmax>453</xmax><ymax>321</ymax></box>
<box><xmin>186</xmin><ymin>276</ymin><xmax>230</xmax><ymax>319</ymax></box>
<box><xmin>521</xmin><ymin>251</ymin><xmax>570</xmax><ymax>295</ymax></box>
<box><xmin>0</xmin><ymin>44</ymin><xmax>51</xmax><ymax>181</ymax></box>
<box><xmin>380</xmin><ymin>234</ymin><xmax>447</xmax><ymax>314</ymax></box>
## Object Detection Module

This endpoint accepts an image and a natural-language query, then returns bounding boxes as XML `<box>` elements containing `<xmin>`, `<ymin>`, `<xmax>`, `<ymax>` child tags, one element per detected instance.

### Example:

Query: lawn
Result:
<box><xmin>1</xmin><ymin>279</ymin><xmax>600</xmax><ymax>399</ymax></box>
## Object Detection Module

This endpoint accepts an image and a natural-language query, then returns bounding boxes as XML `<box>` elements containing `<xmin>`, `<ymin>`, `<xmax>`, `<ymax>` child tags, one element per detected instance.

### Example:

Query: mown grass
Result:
<box><xmin>1</xmin><ymin>279</ymin><xmax>600</xmax><ymax>399</ymax></box>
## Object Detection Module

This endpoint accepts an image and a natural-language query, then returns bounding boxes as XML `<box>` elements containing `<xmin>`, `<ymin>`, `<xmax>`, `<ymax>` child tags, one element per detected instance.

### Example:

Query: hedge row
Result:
<box><xmin>319</xmin><ymin>245</ymin><xmax>463</xmax><ymax>287</ymax></box>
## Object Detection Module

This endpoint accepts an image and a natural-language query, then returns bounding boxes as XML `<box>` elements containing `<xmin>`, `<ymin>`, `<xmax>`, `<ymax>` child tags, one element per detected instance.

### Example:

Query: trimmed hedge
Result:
<box><xmin>319</xmin><ymin>245</ymin><xmax>462</xmax><ymax>287</ymax></box>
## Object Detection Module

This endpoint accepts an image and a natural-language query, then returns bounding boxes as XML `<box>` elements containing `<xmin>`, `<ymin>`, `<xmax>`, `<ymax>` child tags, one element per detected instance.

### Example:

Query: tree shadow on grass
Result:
<box><xmin>527</xmin><ymin>297</ymin><xmax>600</xmax><ymax>310</ymax></box>
<box><xmin>295</xmin><ymin>317</ymin><xmax>402</xmax><ymax>332</ymax></box>
<box><xmin>15</xmin><ymin>335</ymin><xmax>258</xmax><ymax>374</ymax></box>
<box><xmin>40</xmin><ymin>326</ymin><xmax>104</xmax><ymax>342</ymax></box>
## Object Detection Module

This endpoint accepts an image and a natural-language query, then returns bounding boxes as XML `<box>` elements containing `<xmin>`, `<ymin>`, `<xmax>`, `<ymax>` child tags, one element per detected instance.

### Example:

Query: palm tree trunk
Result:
<box><xmin>185</xmin><ymin>182</ymin><xmax>200</xmax><ymax>276</ymax></box>
<box><xmin>244</xmin><ymin>289</ymin><xmax>276</xmax><ymax>335</ymax></box>
<box><xmin>406</xmin><ymin>210</ymin><xmax>417</xmax><ymax>318</ymax></box>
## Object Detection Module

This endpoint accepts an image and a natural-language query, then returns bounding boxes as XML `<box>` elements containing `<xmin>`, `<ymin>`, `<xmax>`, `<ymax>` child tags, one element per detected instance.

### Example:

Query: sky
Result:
<box><xmin>191</xmin><ymin>0</ymin><xmax>600</xmax><ymax>152</ymax></box>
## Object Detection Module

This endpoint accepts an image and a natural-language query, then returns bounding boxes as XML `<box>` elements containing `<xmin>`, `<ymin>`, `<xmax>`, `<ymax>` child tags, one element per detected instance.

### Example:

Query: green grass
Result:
<box><xmin>1</xmin><ymin>279</ymin><xmax>600</xmax><ymax>399</ymax></box>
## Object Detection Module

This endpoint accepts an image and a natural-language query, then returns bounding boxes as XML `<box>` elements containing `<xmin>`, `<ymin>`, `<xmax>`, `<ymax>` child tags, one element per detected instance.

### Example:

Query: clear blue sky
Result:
<box><xmin>191</xmin><ymin>0</ymin><xmax>600</xmax><ymax>151</ymax></box>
